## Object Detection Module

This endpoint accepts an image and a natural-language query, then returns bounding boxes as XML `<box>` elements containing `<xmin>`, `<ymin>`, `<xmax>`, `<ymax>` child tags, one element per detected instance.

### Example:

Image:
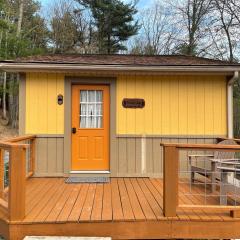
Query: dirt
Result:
<box><xmin>0</xmin><ymin>124</ymin><xmax>18</xmax><ymax>140</ymax></box>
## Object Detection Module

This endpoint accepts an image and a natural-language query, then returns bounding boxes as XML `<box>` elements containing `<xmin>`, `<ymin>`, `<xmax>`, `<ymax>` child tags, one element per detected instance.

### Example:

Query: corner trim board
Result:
<box><xmin>19</xmin><ymin>73</ymin><xmax>26</xmax><ymax>135</ymax></box>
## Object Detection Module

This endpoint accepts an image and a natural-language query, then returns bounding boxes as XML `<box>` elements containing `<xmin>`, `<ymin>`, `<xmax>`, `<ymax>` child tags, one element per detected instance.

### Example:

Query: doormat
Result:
<box><xmin>65</xmin><ymin>177</ymin><xmax>110</xmax><ymax>183</ymax></box>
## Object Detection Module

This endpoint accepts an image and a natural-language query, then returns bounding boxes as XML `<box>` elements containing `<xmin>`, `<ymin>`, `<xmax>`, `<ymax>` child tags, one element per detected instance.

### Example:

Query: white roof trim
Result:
<box><xmin>0</xmin><ymin>62</ymin><xmax>240</xmax><ymax>73</ymax></box>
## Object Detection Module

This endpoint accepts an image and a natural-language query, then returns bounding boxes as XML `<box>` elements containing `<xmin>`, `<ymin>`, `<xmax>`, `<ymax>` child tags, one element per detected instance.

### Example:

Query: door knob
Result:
<box><xmin>72</xmin><ymin>127</ymin><xmax>76</xmax><ymax>134</ymax></box>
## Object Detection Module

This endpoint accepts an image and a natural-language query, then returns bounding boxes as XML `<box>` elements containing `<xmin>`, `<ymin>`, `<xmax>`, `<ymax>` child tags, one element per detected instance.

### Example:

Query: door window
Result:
<box><xmin>80</xmin><ymin>90</ymin><xmax>103</xmax><ymax>128</ymax></box>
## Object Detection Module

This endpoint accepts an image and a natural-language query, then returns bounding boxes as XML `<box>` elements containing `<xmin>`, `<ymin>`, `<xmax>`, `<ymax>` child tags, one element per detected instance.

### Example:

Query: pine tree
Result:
<box><xmin>78</xmin><ymin>0</ymin><xmax>140</xmax><ymax>53</ymax></box>
<box><xmin>0</xmin><ymin>0</ymin><xmax>49</xmax><ymax>128</ymax></box>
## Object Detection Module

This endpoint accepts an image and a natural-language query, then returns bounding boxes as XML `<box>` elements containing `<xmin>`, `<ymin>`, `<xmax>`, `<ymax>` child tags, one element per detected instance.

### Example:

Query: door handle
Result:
<box><xmin>72</xmin><ymin>127</ymin><xmax>76</xmax><ymax>134</ymax></box>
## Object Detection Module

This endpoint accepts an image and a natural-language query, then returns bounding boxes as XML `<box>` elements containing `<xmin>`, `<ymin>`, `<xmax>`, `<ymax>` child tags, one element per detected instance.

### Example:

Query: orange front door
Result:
<box><xmin>71</xmin><ymin>85</ymin><xmax>110</xmax><ymax>171</ymax></box>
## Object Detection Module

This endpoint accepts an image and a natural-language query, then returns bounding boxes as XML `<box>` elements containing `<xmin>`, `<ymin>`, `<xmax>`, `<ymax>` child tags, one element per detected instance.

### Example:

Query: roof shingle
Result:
<box><xmin>3</xmin><ymin>54</ymin><xmax>238</xmax><ymax>66</ymax></box>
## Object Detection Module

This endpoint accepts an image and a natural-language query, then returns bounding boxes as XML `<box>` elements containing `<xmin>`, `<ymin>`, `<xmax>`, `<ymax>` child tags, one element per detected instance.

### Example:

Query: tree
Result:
<box><xmin>129</xmin><ymin>1</ymin><xmax>179</xmax><ymax>55</ymax></box>
<box><xmin>212</xmin><ymin>0</ymin><xmax>236</xmax><ymax>62</ymax></box>
<box><xmin>17</xmin><ymin>0</ymin><xmax>24</xmax><ymax>37</ymax></box>
<box><xmin>72</xmin><ymin>8</ymin><xmax>98</xmax><ymax>53</ymax></box>
<box><xmin>0</xmin><ymin>0</ymin><xmax>49</xmax><ymax>128</ymax></box>
<box><xmin>49</xmin><ymin>0</ymin><xmax>78</xmax><ymax>53</ymax></box>
<box><xmin>173</xmin><ymin>0</ymin><xmax>212</xmax><ymax>56</ymax></box>
<box><xmin>0</xmin><ymin>0</ymin><xmax>49</xmax><ymax>59</ymax></box>
<box><xmin>77</xmin><ymin>0</ymin><xmax>140</xmax><ymax>53</ymax></box>
<box><xmin>48</xmin><ymin>0</ymin><xmax>97</xmax><ymax>54</ymax></box>
<box><xmin>223</xmin><ymin>0</ymin><xmax>240</xmax><ymax>25</ymax></box>
<box><xmin>207</xmin><ymin>0</ymin><xmax>240</xmax><ymax>62</ymax></box>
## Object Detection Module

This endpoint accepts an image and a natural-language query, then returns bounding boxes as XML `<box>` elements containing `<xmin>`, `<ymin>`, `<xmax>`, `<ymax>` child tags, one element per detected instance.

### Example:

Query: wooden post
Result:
<box><xmin>0</xmin><ymin>149</ymin><xmax>4</xmax><ymax>198</ymax></box>
<box><xmin>8</xmin><ymin>145</ymin><xmax>26</xmax><ymax>221</ymax></box>
<box><xmin>30</xmin><ymin>138</ymin><xmax>36</xmax><ymax>175</ymax></box>
<box><xmin>163</xmin><ymin>145</ymin><xmax>178</xmax><ymax>217</ymax></box>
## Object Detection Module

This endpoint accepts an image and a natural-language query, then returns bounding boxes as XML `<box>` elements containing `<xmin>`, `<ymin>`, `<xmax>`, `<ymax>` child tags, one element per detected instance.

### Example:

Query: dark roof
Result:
<box><xmin>3</xmin><ymin>54</ymin><xmax>239</xmax><ymax>66</ymax></box>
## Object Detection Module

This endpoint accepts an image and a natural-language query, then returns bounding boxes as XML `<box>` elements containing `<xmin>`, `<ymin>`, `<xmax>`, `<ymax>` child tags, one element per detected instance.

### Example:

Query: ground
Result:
<box><xmin>0</xmin><ymin>124</ymin><xmax>18</xmax><ymax>140</ymax></box>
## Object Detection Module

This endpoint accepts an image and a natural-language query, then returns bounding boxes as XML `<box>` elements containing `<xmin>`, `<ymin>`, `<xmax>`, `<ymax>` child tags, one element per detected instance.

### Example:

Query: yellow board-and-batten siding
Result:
<box><xmin>25</xmin><ymin>73</ymin><xmax>227</xmax><ymax>136</ymax></box>
<box><xmin>116</xmin><ymin>75</ymin><xmax>227</xmax><ymax>135</ymax></box>
<box><xmin>25</xmin><ymin>72</ymin><xmax>64</xmax><ymax>134</ymax></box>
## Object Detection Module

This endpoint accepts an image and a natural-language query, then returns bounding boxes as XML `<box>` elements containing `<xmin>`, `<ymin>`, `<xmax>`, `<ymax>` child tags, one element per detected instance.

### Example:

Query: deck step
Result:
<box><xmin>24</xmin><ymin>237</ymin><xmax>111</xmax><ymax>240</ymax></box>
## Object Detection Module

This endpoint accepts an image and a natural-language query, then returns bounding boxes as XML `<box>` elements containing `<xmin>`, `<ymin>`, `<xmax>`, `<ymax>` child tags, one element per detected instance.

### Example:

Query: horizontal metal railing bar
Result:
<box><xmin>160</xmin><ymin>143</ymin><xmax>240</xmax><ymax>151</ymax></box>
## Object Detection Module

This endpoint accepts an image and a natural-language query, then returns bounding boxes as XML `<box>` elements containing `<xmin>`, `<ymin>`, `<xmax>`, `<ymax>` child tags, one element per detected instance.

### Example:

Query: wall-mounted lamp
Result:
<box><xmin>57</xmin><ymin>94</ymin><xmax>63</xmax><ymax>105</ymax></box>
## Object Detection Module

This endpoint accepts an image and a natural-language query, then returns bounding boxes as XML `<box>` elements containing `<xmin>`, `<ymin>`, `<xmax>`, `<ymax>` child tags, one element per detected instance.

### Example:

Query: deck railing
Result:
<box><xmin>161</xmin><ymin>142</ymin><xmax>240</xmax><ymax>218</ymax></box>
<box><xmin>4</xmin><ymin>135</ymin><xmax>36</xmax><ymax>178</ymax></box>
<box><xmin>0</xmin><ymin>135</ymin><xmax>36</xmax><ymax>221</ymax></box>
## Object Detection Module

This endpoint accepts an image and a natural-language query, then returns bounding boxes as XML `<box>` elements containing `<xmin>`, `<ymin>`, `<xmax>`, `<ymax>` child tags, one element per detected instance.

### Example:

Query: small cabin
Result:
<box><xmin>0</xmin><ymin>54</ymin><xmax>240</xmax><ymax>239</ymax></box>
<box><xmin>2</xmin><ymin>54</ymin><xmax>236</xmax><ymax>177</ymax></box>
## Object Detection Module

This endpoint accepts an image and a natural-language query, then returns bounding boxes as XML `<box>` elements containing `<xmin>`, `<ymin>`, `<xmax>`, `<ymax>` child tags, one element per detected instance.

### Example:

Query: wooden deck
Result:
<box><xmin>2</xmin><ymin>177</ymin><xmax>240</xmax><ymax>239</ymax></box>
<box><xmin>21</xmin><ymin>178</ymin><xmax>234</xmax><ymax>222</ymax></box>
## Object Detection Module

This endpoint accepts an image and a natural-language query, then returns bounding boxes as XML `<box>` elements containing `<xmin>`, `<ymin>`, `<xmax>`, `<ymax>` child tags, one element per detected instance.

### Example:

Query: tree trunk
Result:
<box><xmin>3</xmin><ymin>72</ymin><xmax>7</xmax><ymax>120</ymax></box>
<box><xmin>8</xmin><ymin>74</ymin><xmax>19</xmax><ymax>128</ymax></box>
<box><xmin>17</xmin><ymin>0</ymin><xmax>24</xmax><ymax>37</ymax></box>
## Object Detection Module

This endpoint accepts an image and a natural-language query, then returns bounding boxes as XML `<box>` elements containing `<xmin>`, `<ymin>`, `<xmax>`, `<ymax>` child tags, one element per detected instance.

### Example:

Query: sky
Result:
<box><xmin>39</xmin><ymin>0</ymin><xmax>151</xmax><ymax>10</ymax></box>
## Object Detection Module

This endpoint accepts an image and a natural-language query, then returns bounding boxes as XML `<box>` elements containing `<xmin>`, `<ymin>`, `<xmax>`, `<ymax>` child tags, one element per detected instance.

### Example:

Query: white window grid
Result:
<box><xmin>79</xmin><ymin>90</ymin><xmax>103</xmax><ymax>128</ymax></box>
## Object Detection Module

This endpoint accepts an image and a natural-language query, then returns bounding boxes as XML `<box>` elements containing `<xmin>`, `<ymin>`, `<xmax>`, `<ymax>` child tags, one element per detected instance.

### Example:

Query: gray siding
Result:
<box><xmin>34</xmin><ymin>135</ymin><xmax>216</xmax><ymax>177</ymax></box>
<box><xmin>111</xmin><ymin>137</ymin><xmax>216</xmax><ymax>177</ymax></box>
<box><xmin>35</xmin><ymin>137</ymin><xmax>64</xmax><ymax>177</ymax></box>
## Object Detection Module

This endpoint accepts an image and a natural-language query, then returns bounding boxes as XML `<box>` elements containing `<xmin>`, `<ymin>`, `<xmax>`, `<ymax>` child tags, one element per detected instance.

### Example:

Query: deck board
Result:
<box><xmin>130</xmin><ymin>178</ymin><xmax>156</xmax><ymax>220</ymax></box>
<box><xmin>26</xmin><ymin>178</ymin><xmax>52</xmax><ymax>212</ymax></box>
<box><xmin>118</xmin><ymin>178</ymin><xmax>135</xmax><ymax>220</ymax></box>
<box><xmin>68</xmin><ymin>184</ymin><xmax>89</xmax><ymax>222</ymax></box>
<box><xmin>24</xmin><ymin>178</ymin><xmax>62</xmax><ymax>222</ymax></box>
<box><xmin>79</xmin><ymin>183</ymin><xmax>96</xmax><ymax>221</ymax></box>
<box><xmin>57</xmin><ymin>184</ymin><xmax>82</xmax><ymax>222</ymax></box>
<box><xmin>178</xmin><ymin>183</ymin><xmax>205</xmax><ymax>220</ymax></box>
<box><xmin>124</xmin><ymin>178</ymin><xmax>145</xmax><ymax>220</ymax></box>
<box><xmin>34</xmin><ymin>179</ymin><xmax>67</xmax><ymax>223</ymax></box>
<box><xmin>137</xmin><ymin>178</ymin><xmax>164</xmax><ymax>220</ymax></box>
<box><xmin>111</xmin><ymin>178</ymin><xmax>124</xmax><ymax>221</ymax></box>
<box><xmin>45</xmin><ymin>183</ymin><xmax>73</xmax><ymax>222</ymax></box>
<box><xmin>101</xmin><ymin>182</ymin><xmax>112</xmax><ymax>221</ymax></box>
<box><xmin>91</xmin><ymin>183</ymin><xmax>103</xmax><ymax>221</ymax></box>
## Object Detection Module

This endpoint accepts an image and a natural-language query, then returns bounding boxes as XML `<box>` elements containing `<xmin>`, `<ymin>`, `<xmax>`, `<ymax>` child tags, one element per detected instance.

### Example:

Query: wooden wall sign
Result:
<box><xmin>122</xmin><ymin>98</ymin><xmax>145</xmax><ymax>108</ymax></box>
